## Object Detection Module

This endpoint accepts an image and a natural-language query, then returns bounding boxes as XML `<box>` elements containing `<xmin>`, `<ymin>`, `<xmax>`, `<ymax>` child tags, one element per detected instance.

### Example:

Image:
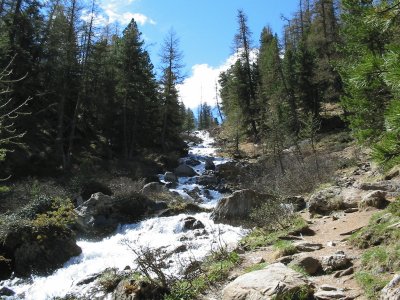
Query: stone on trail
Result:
<box><xmin>380</xmin><ymin>273</ymin><xmax>400</xmax><ymax>300</ymax></box>
<box><xmin>222</xmin><ymin>263</ymin><xmax>314</xmax><ymax>300</ymax></box>
<box><xmin>289</xmin><ymin>254</ymin><xmax>322</xmax><ymax>275</ymax></box>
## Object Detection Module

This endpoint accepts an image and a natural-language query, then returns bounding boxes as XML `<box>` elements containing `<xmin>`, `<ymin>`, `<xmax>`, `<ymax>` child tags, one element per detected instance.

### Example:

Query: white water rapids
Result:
<box><xmin>1</xmin><ymin>131</ymin><xmax>247</xmax><ymax>300</ymax></box>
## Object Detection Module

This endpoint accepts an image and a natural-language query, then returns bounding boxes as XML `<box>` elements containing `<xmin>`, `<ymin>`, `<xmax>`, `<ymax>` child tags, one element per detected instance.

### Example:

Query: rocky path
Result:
<box><xmin>200</xmin><ymin>153</ymin><xmax>400</xmax><ymax>299</ymax></box>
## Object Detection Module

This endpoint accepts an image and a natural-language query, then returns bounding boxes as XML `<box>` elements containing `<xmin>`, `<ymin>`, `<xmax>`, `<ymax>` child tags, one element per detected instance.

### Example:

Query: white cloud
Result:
<box><xmin>178</xmin><ymin>50</ymin><xmax>258</xmax><ymax>110</ymax></box>
<box><xmin>94</xmin><ymin>0</ymin><xmax>156</xmax><ymax>26</ymax></box>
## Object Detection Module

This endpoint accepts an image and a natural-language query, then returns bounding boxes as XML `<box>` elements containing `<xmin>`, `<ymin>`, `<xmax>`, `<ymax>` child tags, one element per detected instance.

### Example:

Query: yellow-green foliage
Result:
<box><xmin>32</xmin><ymin>197</ymin><xmax>76</xmax><ymax>228</ymax></box>
<box><xmin>273</xmin><ymin>240</ymin><xmax>297</xmax><ymax>258</ymax></box>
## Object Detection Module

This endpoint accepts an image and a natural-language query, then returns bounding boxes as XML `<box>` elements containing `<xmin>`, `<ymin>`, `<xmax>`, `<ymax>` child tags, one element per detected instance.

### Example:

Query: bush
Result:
<box><xmin>250</xmin><ymin>197</ymin><xmax>294</xmax><ymax>230</ymax></box>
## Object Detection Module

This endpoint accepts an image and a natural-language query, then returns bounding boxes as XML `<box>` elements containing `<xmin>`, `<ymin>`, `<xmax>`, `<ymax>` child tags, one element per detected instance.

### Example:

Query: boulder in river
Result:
<box><xmin>205</xmin><ymin>158</ymin><xmax>216</xmax><ymax>170</ymax></box>
<box><xmin>1</xmin><ymin>224</ymin><xmax>81</xmax><ymax>277</ymax></box>
<box><xmin>140</xmin><ymin>182</ymin><xmax>169</xmax><ymax>196</ymax></box>
<box><xmin>222</xmin><ymin>263</ymin><xmax>314</xmax><ymax>300</ymax></box>
<box><xmin>182</xmin><ymin>217</ymin><xmax>205</xmax><ymax>231</ymax></box>
<box><xmin>164</xmin><ymin>172</ymin><xmax>178</xmax><ymax>183</ymax></box>
<box><xmin>174</xmin><ymin>164</ymin><xmax>198</xmax><ymax>177</ymax></box>
<box><xmin>211</xmin><ymin>189</ymin><xmax>273</xmax><ymax>226</ymax></box>
<box><xmin>75</xmin><ymin>192</ymin><xmax>160</xmax><ymax>238</ymax></box>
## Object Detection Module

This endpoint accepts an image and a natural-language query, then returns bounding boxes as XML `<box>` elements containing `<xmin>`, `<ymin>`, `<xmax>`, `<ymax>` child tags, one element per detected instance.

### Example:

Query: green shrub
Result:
<box><xmin>273</xmin><ymin>240</ymin><xmax>297</xmax><ymax>257</ymax></box>
<box><xmin>32</xmin><ymin>197</ymin><xmax>76</xmax><ymax>228</ymax></box>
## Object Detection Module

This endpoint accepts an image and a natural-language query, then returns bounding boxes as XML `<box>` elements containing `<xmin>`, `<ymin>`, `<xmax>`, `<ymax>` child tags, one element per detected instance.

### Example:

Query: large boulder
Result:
<box><xmin>1</xmin><ymin>224</ymin><xmax>81</xmax><ymax>277</ymax></box>
<box><xmin>360</xmin><ymin>190</ymin><xmax>390</xmax><ymax>209</ymax></box>
<box><xmin>75</xmin><ymin>192</ymin><xmax>159</xmax><ymax>238</ymax></box>
<box><xmin>140</xmin><ymin>182</ymin><xmax>169</xmax><ymax>196</ymax></box>
<box><xmin>197</xmin><ymin>175</ymin><xmax>218</xmax><ymax>186</ymax></box>
<box><xmin>380</xmin><ymin>273</ymin><xmax>400</xmax><ymax>300</ymax></box>
<box><xmin>181</xmin><ymin>217</ymin><xmax>205</xmax><ymax>231</ymax></box>
<box><xmin>308</xmin><ymin>186</ymin><xmax>356</xmax><ymax>215</ymax></box>
<box><xmin>205</xmin><ymin>158</ymin><xmax>216</xmax><ymax>171</ymax></box>
<box><xmin>216</xmin><ymin>162</ymin><xmax>241</xmax><ymax>181</ymax></box>
<box><xmin>211</xmin><ymin>189</ymin><xmax>271</xmax><ymax>226</ymax></box>
<box><xmin>222</xmin><ymin>263</ymin><xmax>314</xmax><ymax>300</ymax></box>
<box><xmin>321</xmin><ymin>251</ymin><xmax>351</xmax><ymax>273</ymax></box>
<box><xmin>164</xmin><ymin>172</ymin><xmax>178</xmax><ymax>183</ymax></box>
<box><xmin>174</xmin><ymin>164</ymin><xmax>198</xmax><ymax>177</ymax></box>
<box><xmin>289</xmin><ymin>254</ymin><xmax>322</xmax><ymax>275</ymax></box>
<box><xmin>0</xmin><ymin>256</ymin><xmax>12</xmax><ymax>280</ymax></box>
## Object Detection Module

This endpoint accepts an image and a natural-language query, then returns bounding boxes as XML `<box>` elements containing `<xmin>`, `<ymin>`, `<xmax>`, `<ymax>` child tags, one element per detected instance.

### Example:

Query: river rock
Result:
<box><xmin>164</xmin><ymin>172</ymin><xmax>178</xmax><ymax>183</ymax></box>
<box><xmin>205</xmin><ymin>158</ymin><xmax>216</xmax><ymax>170</ymax></box>
<box><xmin>197</xmin><ymin>174</ymin><xmax>218</xmax><ymax>186</ymax></box>
<box><xmin>321</xmin><ymin>251</ymin><xmax>351</xmax><ymax>272</ymax></box>
<box><xmin>289</xmin><ymin>254</ymin><xmax>322</xmax><ymax>275</ymax></box>
<box><xmin>0</xmin><ymin>256</ymin><xmax>12</xmax><ymax>280</ymax></box>
<box><xmin>222</xmin><ymin>263</ymin><xmax>313</xmax><ymax>300</ymax></box>
<box><xmin>182</xmin><ymin>217</ymin><xmax>205</xmax><ymax>231</ymax></box>
<box><xmin>211</xmin><ymin>189</ymin><xmax>271</xmax><ymax>226</ymax></box>
<box><xmin>185</xmin><ymin>158</ymin><xmax>201</xmax><ymax>166</ymax></box>
<box><xmin>380</xmin><ymin>273</ymin><xmax>400</xmax><ymax>300</ymax></box>
<box><xmin>75</xmin><ymin>192</ymin><xmax>159</xmax><ymax>238</ymax></box>
<box><xmin>1</xmin><ymin>224</ymin><xmax>81</xmax><ymax>277</ymax></box>
<box><xmin>174</xmin><ymin>164</ymin><xmax>198</xmax><ymax>177</ymax></box>
<box><xmin>0</xmin><ymin>287</ymin><xmax>15</xmax><ymax>297</ymax></box>
<box><xmin>359</xmin><ymin>190</ymin><xmax>390</xmax><ymax>209</ymax></box>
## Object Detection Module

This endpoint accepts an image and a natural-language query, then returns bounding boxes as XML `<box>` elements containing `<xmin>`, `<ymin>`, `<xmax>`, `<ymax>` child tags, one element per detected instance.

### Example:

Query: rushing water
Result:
<box><xmin>1</xmin><ymin>131</ymin><xmax>247</xmax><ymax>300</ymax></box>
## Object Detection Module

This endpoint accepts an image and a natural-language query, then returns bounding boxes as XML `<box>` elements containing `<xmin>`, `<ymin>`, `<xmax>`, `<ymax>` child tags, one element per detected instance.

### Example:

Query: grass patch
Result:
<box><xmin>241</xmin><ymin>216</ymin><xmax>308</xmax><ymax>250</ymax></box>
<box><xmin>355</xmin><ymin>271</ymin><xmax>390</xmax><ymax>300</ymax></box>
<box><xmin>273</xmin><ymin>240</ymin><xmax>298</xmax><ymax>258</ymax></box>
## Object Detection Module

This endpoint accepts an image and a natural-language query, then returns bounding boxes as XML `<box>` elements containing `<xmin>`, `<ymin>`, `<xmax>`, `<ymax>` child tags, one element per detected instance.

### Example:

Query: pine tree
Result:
<box><xmin>159</xmin><ymin>29</ymin><xmax>185</xmax><ymax>151</ymax></box>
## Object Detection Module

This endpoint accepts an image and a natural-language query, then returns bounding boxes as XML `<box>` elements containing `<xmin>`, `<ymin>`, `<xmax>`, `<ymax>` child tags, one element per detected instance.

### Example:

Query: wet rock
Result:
<box><xmin>171</xmin><ymin>244</ymin><xmax>187</xmax><ymax>254</ymax></box>
<box><xmin>289</xmin><ymin>255</ymin><xmax>322</xmax><ymax>275</ymax></box>
<box><xmin>211</xmin><ymin>189</ymin><xmax>272</xmax><ymax>226</ymax></box>
<box><xmin>380</xmin><ymin>273</ymin><xmax>400</xmax><ymax>300</ymax></box>
<box><xmin>80</xmin><ymin>181</ymin><xmax>112</xmax><ymax>201</ymax></box>
<box><xmin>140</xmin><ymin>182</ymin><xmax>169</xmax><ymax>195</ymax></box>
<box><xmin>205</xmin><ymin>158</ymin><xmax>216</xmax><ymax>170</ymax></box>
<box><xmin>182</xmin><ymin>217</ymin><xmax>205</xmax><ymax>231</ymax></box>
<box><xmin>77</xmin><ymin>273</ymin><xmax>101</xmax><ymax>286</ymax></box>
<box><xmin>0</xmin><ymin>256</ymin><xmax>12</xmax><ymax>280</ymax></box>
<box><xmin>294</xmin><ymin>242</ymin><xmax>323</xmax><ymax>252</ymax></box>
<box><xmin>0</xmin><ymin>287</ymin><xmax>15</xmax><ymax>296</ymax></box>
<box><xmin>174</xmin><ymin>164</ymin><xmax>198</xmax><ymax>177</ymax></box>
<box><xmin>164</xmin><ymin>172</ymin><xmax>178</xmax><ymax>183</ymax></box>
<box><xmin>222</xmin><ymin>263</ymin><xmax>314</xmax><ymax>300</ymax></box>
<box><xmin>75</xmin><ymin>192</ymin><xmax>159</xmax><ymax>238</ymax></box>
<box><xmin>321</xmin><ymin>251</ymin><xmax>351</xmax><ymax>273</ymax></box>
<box><xmin>185</xmin><ymin>158</ymin><xmax>201</xmax><ymax>167</ymax></box>
<box><xmin>360</xmin><ymin>190</ymin><xmax>390</xmax><ymax>209</ymax></box>
<box><xmin>2</xmin><ymin>224</ymin><xmax>81</xmax><ymax>277</ymax></box>
<box><xmin>197</xmin><ymin>174</ymin><xmax>218</xmax><ymax>186</ymax></box>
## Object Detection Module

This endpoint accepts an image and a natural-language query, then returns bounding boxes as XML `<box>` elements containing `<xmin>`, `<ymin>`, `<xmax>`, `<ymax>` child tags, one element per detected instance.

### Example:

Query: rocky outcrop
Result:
<box><xmin>321</xmin><ymin>251</ymin><xmax>351</xmax><ymax>273</ymax></box>
<box><xmin>75</xmin><ymin>192</ymin><xmax>161</xmax><ymax>238</ymax></box>
<box><xmin>211</xmin><ymin>189</ymin><xmax>271</xmax><ymax>226</ymax></box>
<box><xmin>0</xmin><ymin>256</ymin><xmax>12</xmax><ymax>280</ymax></box>
<box><xmin>1</xmin><ymin>224</ymin><xmax>81</xmax><ymax>277</ymax></box>
<box><xmin>174</xmin><ymin>164</ymin><xmax>198</xmax><ymax>177</ymax></box>
<box><xmin>380</xmin><ymin>274</ymin><xmax>400</xmax><ymax>300</ymax></box>
<box><xmin>359</xmin><ymin>190</ymin><xmax>390</xmax><ymax>209</ymax></box>
<box><xmin>308</xmin><ymin>186</ymin><xmax>357</xmax><ymax>215</ymax></box>
<box><xmin>197</xmin><ymin>174</ymin><xmax>218</xmax><ymax>186</ymax></box>
<box><xmin>222</xmin><ymin>263</ymin><xmax>314</xmax><ymax>300</ymax></box>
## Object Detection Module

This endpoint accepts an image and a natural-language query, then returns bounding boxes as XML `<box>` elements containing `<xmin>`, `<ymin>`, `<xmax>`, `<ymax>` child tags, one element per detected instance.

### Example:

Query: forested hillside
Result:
<box><xmin>0</xmin><ymin>0</ymin><xmax>195</xmax><ymax>177</ymax></box>
<box><xmin>219</xmin><ymin>0</ymin><xmax>400</xmax><ymax>171</ymax></box>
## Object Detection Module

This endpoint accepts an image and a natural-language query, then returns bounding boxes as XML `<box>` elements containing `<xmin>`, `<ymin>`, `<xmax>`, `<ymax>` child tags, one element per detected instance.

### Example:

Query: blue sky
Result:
<box><xmin>97</xmin><ymin>0</ymin><xmax>299</xmax><ymax>108</ymax></box>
